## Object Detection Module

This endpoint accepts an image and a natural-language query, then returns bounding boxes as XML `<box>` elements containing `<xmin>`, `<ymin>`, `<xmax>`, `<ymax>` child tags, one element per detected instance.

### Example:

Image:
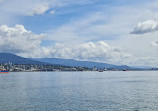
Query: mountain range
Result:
<box><xmin>0</xmin><ymin>53</ymin><xmax>141</xmax><ymax>70</ymax></box>
<box><xmin>33</xmin><ymin>58</ymin><xmax>134</xmax><ymax>70</ymax></box>
<box><xmin>0</xmin><ymin>53</ymin><xmax>48</xmax><ymax>65</ymax></box>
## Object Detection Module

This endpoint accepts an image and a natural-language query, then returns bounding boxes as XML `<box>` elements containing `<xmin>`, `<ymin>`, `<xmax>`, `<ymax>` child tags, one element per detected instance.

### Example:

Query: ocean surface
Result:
<box><xmin>0</xmin><ymin>71</ymin><xmax>158</xmax><ymax>111</ymax></box>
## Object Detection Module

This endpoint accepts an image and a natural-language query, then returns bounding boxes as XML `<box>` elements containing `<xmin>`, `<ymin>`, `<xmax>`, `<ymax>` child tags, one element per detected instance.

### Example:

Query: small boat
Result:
<box><xmin>0</xmin><ymin>66</ymin><xmax>9</xmax><ymax>73</ymax></box>
<box><xmin>98</xmin><ymin>70</ymin><xmax>104</xmax><ymax>72</ymax></box>
<box><xmin>0</xmin><ymin>70</ymin><xmax>9</xmax><ymax>73</ymax></box>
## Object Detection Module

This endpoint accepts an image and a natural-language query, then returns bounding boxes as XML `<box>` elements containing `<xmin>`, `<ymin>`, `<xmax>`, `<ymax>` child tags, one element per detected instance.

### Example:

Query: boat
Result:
<box><xmin>123</xmin><ymin>68</ymin><xmax>127</xmax><ymax>71</ymax></box>
<box><xmin>0</xmin><ymin>66</ymin><xmax>9</xmax><ymax>73</ymax></box>
<box><xmin>0</xmin><ymin>70</ymin><xmax>9</xmax><ymax>73</ymax></box>
<box><xmin>98</xmin><ymin>70</ymin><xmax>104</xmax><ymax>72</ymax></box>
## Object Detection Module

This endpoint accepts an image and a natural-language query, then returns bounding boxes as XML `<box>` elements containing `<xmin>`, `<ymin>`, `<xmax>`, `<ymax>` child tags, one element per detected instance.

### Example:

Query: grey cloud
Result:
<box><xmin>131</xmin><ymin>20</ymin><xmax>158</xmax><ymax>34</ymax></box>
<box><xmin>27</xmin><ymin>2</ymin><xmax>49</xmax><ymax>16</ymax></box>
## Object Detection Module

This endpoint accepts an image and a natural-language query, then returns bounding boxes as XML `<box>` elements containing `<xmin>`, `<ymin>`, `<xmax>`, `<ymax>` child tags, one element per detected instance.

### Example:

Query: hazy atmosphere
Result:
<box><xmin>0</xmin><ymin>0</ymin><xmax>158</xmax><ymax>67</ymax></box>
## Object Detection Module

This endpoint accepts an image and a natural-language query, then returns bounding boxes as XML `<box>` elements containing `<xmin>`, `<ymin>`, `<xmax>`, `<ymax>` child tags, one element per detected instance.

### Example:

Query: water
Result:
<box><xmin>0</xmin><ymin>71</ymin><xmax>158</xmax><ymax>111</ymax></box>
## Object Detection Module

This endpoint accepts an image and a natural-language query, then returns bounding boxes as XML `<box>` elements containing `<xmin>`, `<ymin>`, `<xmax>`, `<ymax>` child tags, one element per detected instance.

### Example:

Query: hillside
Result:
<box><xmin>0</xmin><ymin>53</ymin><xmax>48</xmax><ymax>65</ymax></box>
<box><xmin>0</xmin><ymin>53</ymin><xmax>140</xmax><ymax>70</ymax></box>
<box><xmin>34</xmin><ymin>58</ymin><xmax>133</xmax><ymax>70</ymax></box>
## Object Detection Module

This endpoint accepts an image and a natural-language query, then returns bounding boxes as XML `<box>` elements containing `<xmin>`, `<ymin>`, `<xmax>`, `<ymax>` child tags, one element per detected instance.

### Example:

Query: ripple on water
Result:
<box><xmin>0</xmin><ymin>71</ymin><xmax>158</xmax><ymax>111</ymax></box>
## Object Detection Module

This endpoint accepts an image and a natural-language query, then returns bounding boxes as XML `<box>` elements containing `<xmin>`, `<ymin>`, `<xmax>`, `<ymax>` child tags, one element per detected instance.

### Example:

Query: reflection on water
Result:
<box><xmin>0</xmin><ymin>71</ymin><xmax>158</xmax><ymax>111</ymax></box>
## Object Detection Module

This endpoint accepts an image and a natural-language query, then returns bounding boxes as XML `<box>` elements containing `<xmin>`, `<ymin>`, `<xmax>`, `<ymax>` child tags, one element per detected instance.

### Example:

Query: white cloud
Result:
<box><xmin>0</xmin><ymin>25</ymin><xmax>45</xmax><ymax>57</ymax></box>
<box><xmin>152</xmin><ymin>40</ymin><xmax>158</xmax><ymax>47</ymax></box>
<box><xmin>0</xmin><ymin>0</ymin><xmax>49</xmax><ymax>17</ymax></box>
<box><xmin>28</xmin><ymin>2</ymin><xmax>49</xmax><ymax>16</ymax></box>
<box><xmin>131</xmin><ymin>20</ymin><xmax>158</xmax><ymax>34</ymax></box>
<box><xmin>0</xmin><ymin>0</ymin><xmax>98</xmax><ymax>18</ymax></box>
<box><xmin>41</xmin><ymin>41</ymin><xmax>158</xmax><ymax>66</ymax></box>
<box><xmin>45</xmin><ymin>41</ymin><xmax>132</xmax><ymax>65</ymax></box>
<box><xmin>50</xmin><ymin>10</ymin><xmax>56</xmax><ymax>15</ymax></box>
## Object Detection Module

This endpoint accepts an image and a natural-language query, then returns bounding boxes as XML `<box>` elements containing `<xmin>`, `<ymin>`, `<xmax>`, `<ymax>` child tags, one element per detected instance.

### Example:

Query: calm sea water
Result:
<box><xmin>0</xmin><ymin>71</ymin><xmax>158</xmax><ymax>111</ymax></box>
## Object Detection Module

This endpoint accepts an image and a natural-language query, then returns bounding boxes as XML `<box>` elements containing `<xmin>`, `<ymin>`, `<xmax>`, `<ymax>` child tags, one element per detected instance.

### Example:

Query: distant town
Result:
<box><xmin>0</xmin><ymin>62</ymin><xmax>123</xmax><ymax>72</ymax></box>
<box><xmin>0</xmin><ymin>62</ymin><xmax>158</xmax><ymax>72</ymax></box>
<box><xmin>0</xmin><ymin>53</ymin><xmax>157</xmax><ymax>72</ymax></box>
<box><xmin>0</xmin><ymin>62</ymin><xmax>90</xmax><ymax>72</ymax></box>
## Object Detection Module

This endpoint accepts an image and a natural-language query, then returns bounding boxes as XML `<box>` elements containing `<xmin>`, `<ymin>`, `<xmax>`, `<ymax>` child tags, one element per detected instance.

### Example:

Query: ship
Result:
<box><xmin>0</xmin><ymin>66</ymin><xmax>9</xmax><ymax>73</ymax></box>
<box><xmin>0</xmin><ymin>70</ymin><xmax>9</xmax><ymax>73</ymax></box>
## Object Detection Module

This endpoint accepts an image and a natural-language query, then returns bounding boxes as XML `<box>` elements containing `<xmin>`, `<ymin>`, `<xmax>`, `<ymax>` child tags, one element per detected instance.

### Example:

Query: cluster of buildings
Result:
<box><xmin>1</xmin><ymin>62</ymin><xmax>133</xmax><ymax>72</ymax></box>
<box><xmin>0</xmin><ymin>62</ymin><xmax>91</xmax><ymax>72</ymax></box>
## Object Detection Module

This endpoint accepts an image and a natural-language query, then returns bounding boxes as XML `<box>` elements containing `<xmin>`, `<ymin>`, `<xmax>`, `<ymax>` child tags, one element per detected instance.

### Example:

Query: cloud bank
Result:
<box><xmin>131</xmin><ymin>20</ymin><xmax>158</xmax><ymax>34</ymax></box>
<box><xmin>0</xmin><ymin>25</ymin><xmax>45</xmax><ymax>56</ymax></box>
<box><xmin>49</xmin><ymin>41</ymin><xmax>132</xmax><ymax>63</ymax></box>
<box><xmin>0</xmin><ymin>24</ymin><xmax>132</xmax><ymax>64</ymax></box>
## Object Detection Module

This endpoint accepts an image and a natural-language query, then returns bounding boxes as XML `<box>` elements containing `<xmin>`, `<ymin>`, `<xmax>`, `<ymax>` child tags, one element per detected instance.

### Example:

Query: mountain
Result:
<box><xmin>0</xmin><ymin>53</ymin><xmax>48</xmax><ymax>65</ymax></box>
<box><xmin>0</xmin><ymin>53</ymin><xmax>140</xmax><ymax>70</ymax></box>
<box><xmin>33</xmin><ymin>58</ymin><xmax>134</xmax><ymax>70</ymax></box>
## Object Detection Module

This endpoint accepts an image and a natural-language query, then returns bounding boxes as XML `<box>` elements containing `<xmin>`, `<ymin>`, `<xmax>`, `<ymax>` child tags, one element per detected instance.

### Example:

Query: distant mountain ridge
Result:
<box><xmin>0</xmin><ymin>53</ymin><xmax>140</xmax><ymax>70</ymax></box>
<box><xmin>33</xmin><ymin>58</ymin><xmax>134</xmax><ymax>70</ymax></box>
<box><xmin>0</xmin><ymin>53</ymin><xmax>48</xmax><ymax>65</ymax></box>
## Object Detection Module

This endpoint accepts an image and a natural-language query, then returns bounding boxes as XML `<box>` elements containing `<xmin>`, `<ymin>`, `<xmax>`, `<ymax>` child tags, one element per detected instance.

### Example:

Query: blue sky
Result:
<box><xmin>0</xmin><ymin>0</ymin><xmax>158</xmax><ymax>66</ymax></box>
<box><xmin>19</xmin><ymin>0</ymin><xmax>148</xmax><ymax>33</ymax></box>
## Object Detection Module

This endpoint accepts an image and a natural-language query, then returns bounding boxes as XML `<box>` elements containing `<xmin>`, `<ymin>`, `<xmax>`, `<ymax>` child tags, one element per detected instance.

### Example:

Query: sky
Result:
<box><xmin>0</xmin><ymin>0</ymin><xmax>158</xmax><ymax>67</ymax></box>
